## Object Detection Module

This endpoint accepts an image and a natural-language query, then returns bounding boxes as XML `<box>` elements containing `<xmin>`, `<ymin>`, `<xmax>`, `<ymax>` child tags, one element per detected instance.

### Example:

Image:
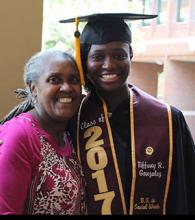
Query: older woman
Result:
<box><xmin>0</xmin><ymin>49</ymin><xmax>86</xmax><ymax>215</ymax></box>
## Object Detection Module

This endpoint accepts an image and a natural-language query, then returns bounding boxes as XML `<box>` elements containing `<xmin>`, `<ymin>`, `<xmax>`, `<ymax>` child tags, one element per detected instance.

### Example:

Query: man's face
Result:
<box><xmin>86</xmin><ymin>41</ymin><xmax>131</xmax><ymax>94</ymax></box>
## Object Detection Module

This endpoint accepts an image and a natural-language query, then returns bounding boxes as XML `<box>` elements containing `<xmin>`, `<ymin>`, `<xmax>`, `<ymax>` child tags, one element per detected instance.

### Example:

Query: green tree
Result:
<box><xmin>42</xmin><ymin>0</ymin><xmax>134</xmax><ymax>51</ymax></box>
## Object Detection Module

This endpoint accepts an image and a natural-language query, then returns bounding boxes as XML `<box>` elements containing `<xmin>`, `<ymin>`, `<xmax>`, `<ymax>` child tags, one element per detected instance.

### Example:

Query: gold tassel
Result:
<box><xmin>75</xmin><ymin>17</ymin><xmax>85</xmax><ymax>86</ymax></box>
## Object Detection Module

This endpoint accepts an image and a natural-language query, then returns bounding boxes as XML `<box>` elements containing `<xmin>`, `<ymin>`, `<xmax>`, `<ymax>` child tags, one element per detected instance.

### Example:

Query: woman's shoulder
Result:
<box><xmin>0</xmin><ymin>112</ymin><xmax>36</xmax><ymax>140</ymax></box>
<box><xmin>170</xmin><ymin>105</ymin><xmax>187</xmax><ymax>125</ymax></box>
<box><xmin>0</xmin><ymin>112</ymin><xmax>41</xmax><ymax>163</ymax></box>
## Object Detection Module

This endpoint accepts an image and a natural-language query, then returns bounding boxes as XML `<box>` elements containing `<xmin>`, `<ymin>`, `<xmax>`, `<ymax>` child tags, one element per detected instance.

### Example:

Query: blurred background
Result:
<box><xmin>0</xmin><ymin>0</ymin><xmax>194</xmax><ymax>140</ymax></box>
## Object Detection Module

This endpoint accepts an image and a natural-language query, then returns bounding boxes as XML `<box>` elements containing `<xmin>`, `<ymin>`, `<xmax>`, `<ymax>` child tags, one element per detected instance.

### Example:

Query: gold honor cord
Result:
<box><xmin>163</xmin><ymin>104</ymin><xmax>173</xmax><ymax>214</ymax></box>
<box><xmin>77</xmin><ymin>90</ymin><xmax>172</xmax><ymax>214</ymax></box>
<box><xmin>76</xmin><ymin>97</ymin><xmax>86</xmax><ymax>162</ymax></box>
<box><xmin>100</xmin><ymin>96</ymin><xmax>127</xmax><ymax>214</ymax></box>
<box><xmin>129</xmin><ymin>89</ymin><xmax>136</xmax><ymax>215</ymax></box>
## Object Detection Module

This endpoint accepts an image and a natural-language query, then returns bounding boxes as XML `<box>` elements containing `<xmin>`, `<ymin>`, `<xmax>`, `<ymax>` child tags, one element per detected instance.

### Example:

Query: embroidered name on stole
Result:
<box><xmin>130</xmin><ymin>86</ymin><xmax>173</xmax><ymax>214</ymax></box>
<box><xmin>77</xmin><ymin>87</ymin><xmax>173</xmax><ymax>215</ymax></box>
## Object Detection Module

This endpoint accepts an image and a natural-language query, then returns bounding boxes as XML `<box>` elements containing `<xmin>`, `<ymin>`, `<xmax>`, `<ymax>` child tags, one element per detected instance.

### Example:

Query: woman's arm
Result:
<box><xmin>0</xmin><ymin>122</ymin><xmax>33</xmax><ymax>214</ymax></box>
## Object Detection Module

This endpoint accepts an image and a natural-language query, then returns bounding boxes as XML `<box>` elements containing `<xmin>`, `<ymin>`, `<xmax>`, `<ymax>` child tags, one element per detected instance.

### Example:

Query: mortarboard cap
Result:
<box><xmin>59</xmin><ymin>13</ymin><xmax>157</xmax><ymax>85</ymax></box>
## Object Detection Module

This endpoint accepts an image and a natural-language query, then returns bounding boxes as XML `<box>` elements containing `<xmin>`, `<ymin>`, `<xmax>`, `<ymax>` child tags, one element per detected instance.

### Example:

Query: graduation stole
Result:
<box><xmin>77</xmin><ymin>86</ymin><xmax>173</xmax><ymax>215</ymax></box>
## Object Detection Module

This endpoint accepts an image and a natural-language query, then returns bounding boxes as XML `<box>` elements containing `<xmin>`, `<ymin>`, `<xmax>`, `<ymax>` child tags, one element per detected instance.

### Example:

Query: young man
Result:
<box><xmin>60</xmin><ymin>13</ymin><xmax>195</xmax><ymax>215</ymax></box>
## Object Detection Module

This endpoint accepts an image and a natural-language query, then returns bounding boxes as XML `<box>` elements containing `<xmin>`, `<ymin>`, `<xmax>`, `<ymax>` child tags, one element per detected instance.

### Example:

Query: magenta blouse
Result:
<box><xmin>0</xmin><ymin>113</ymin><xmax>85</xmax><ymax>215</ymax></box>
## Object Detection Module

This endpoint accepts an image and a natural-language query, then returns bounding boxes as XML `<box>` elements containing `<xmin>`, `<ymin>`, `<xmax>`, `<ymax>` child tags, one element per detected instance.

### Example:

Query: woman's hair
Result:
<box><xmin>80</xmin><ymin>43</ymin><xmax>133</xmax><ymax>93</ymax></box>
<box><xmin>0</xmin><ymin>49</ymin><xmax>77</xmax><ymax>124</ymax></box>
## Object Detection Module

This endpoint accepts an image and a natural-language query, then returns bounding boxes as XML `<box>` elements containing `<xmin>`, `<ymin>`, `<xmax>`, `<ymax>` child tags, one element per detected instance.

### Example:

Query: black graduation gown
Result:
<box><xmin>68</xmin><ymin>98</ymin><xmax>195</xmax><ymax>215</ymax></box>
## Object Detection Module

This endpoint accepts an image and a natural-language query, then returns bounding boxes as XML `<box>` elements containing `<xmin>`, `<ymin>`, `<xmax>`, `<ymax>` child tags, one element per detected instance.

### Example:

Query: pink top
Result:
<box><xmin>0</xmin><ymin>113</ymin><xmax>85</xmax><ymax>215</ymax></box>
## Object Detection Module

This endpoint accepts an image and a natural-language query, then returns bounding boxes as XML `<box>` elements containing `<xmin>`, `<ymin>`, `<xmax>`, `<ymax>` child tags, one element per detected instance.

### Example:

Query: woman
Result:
<box><xmin>0</xmin><ymin>49</ymin><xmax>86</xmax><ymax>215</ymax></box>
<box><xmin>61</xmin><ymin>13</ymin><xmax>195</xmax><ymax>214</ymax></box>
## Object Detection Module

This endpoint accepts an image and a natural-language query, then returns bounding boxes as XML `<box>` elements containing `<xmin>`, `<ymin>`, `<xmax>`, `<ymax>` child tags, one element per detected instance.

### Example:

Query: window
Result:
<box><xmin>191</xmin><ymin>0</ymin><xmax>195</xmax><ymax>21</ymax></box>
<box><xmin>157</xmin><ymin>0</ymin><xmax>167</xmax><ymax>24</ymax></box>
<box><xmin>157</xmin><ymin>72</ymin><xmax>165</xmax><ymax>101</ymax></box>
<box><xmin>176</xmin><ymin>0</ymin><xmax>189</xmax><ymax>22</ymax></box>
<box><xmin>141</xmin><ymin>0</ymin><xmax>153</xmax><ymax>26</ymax></box>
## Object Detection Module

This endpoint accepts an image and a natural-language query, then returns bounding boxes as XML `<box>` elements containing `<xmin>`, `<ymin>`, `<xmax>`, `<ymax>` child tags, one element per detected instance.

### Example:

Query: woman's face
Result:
<box><xmin>31</xmin><ymin>56</ymin><xmax>81</xmax><ymax>122</ymax></box>
<box><xmin>86</xmin><ymin>41</ymin><xmax>131</xmax><ymax>93</ymax></box>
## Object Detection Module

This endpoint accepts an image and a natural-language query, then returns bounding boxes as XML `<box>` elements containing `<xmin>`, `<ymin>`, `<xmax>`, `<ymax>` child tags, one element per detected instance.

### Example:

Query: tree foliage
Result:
<box><xmin>42</xmin><ymin>0</ymin><xmax>135</xmax><ymax>51</ymax></box>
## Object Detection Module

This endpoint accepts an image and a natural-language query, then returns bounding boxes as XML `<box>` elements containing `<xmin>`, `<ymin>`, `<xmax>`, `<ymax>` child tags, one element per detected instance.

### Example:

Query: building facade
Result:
<box><xmin>129</xmin><ymin>0</ymin><xmax>195</xmax><ymax>140</ymax></box>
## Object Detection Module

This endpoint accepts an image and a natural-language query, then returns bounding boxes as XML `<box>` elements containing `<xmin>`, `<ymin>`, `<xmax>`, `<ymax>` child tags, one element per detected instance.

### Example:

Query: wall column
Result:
<box><xmin>164</xmin><ymin>58</ymin><xmax>195</xmax><ymax>140</ymax></box>
<box><xmin>0</xmin><ymin>0</ymin><xmax>43</xmax><ymax>118</ymax></box>
<box><xmin>129</xmin><ymin>62</ymin><xmax>163</xmax><ymax>97</ymax></box>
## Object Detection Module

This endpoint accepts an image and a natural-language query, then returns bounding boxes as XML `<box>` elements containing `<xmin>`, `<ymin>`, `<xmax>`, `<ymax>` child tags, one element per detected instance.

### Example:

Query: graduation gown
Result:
<box><xmin>68</xmin><ymin>87</ymin><xmax>195</xmax><ymax>215</ymax></box>
<box><xmin>109</xmin><ymin>98</ymin><xmax>195</xmax><ymax>214</ymax></box>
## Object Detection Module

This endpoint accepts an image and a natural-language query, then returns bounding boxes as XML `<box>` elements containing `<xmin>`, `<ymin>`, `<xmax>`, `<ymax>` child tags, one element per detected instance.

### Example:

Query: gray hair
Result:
<box><xmin>24</xmin><ymin>49</ymin><xmax>76</xmax><ymax>87</ymax></box>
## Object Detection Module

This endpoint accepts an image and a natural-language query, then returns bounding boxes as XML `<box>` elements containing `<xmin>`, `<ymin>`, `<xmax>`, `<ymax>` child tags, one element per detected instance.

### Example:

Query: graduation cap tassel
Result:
<box><xmin>74</xmin><ymin>17</ymin><xmax>85</xmax><ymax>86</ymax></box>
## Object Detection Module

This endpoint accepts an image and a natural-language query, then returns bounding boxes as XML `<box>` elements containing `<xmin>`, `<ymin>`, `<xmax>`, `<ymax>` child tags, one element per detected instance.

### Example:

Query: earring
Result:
<box><xmin>32</xmin><ymin>95</ymin><xmax>37</xmax><ymax>106</ymax></box>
